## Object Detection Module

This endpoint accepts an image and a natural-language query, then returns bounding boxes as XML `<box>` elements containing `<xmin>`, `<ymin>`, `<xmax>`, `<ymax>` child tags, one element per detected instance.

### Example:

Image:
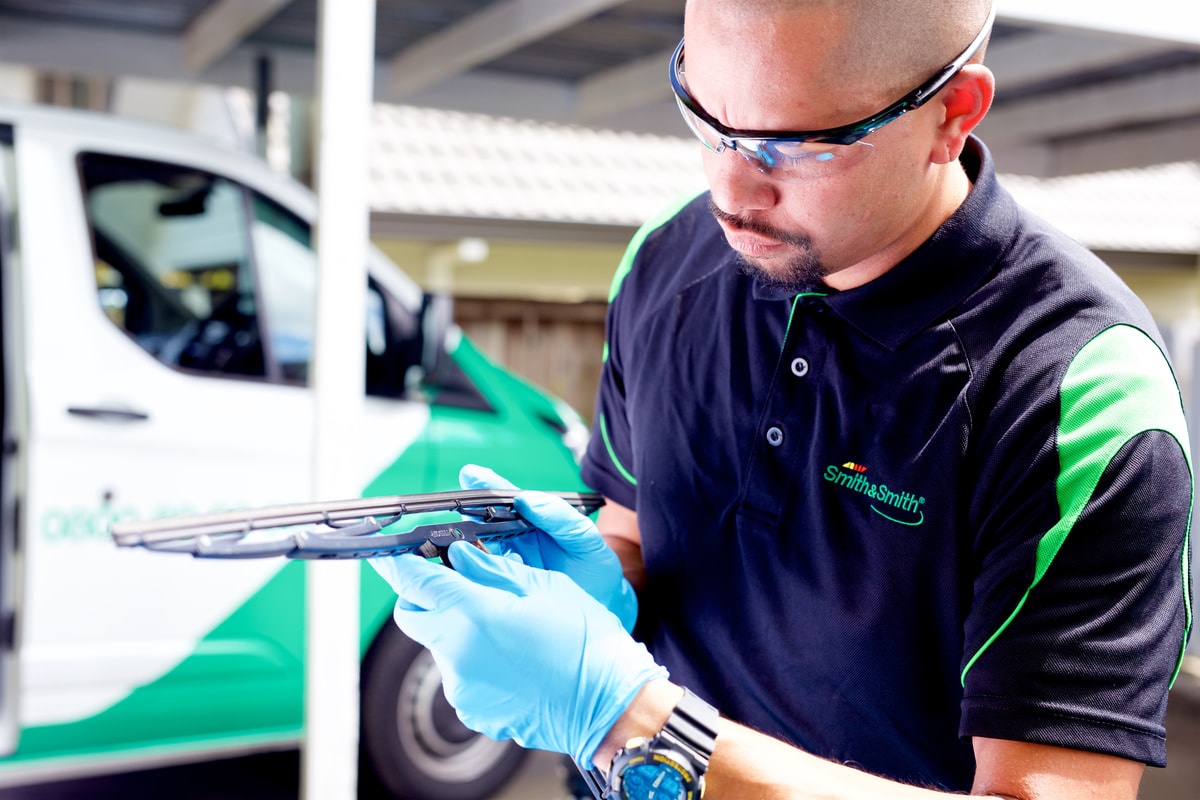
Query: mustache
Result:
<box><xmin>707</xmin><ymin>199</ymin><xmax>813</xmax><ymax>249</ymax></box>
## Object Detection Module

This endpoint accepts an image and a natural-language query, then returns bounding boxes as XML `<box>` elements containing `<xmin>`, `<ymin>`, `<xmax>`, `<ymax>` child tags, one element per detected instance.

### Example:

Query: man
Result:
<box><xmin>373</xmin><ymin>1</ymin><xmax>1193</xmax><ymax>798</ymax></box>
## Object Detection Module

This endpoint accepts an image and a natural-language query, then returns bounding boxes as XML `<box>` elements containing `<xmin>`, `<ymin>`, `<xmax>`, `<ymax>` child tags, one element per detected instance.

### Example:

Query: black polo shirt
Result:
<box><xmin>581</xmin><ymin>137</ymin><xmax>1192</xmax><ymax>790</ymax></box>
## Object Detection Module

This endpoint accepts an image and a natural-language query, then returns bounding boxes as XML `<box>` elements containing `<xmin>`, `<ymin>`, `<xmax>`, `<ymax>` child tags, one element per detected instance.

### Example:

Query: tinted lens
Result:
<box><xmin>673</xmin><ymin>81</ymin><xmax>876</xmax><ymax>181</ymax></box>
<box><xmin>745</xmin><ymin>139</ymin><xmax>875</xmax><ymax>181</ymax></box>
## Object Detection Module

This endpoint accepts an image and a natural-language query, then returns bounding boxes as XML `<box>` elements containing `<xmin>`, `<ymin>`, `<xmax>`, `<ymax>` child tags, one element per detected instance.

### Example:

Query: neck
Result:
<box><xmin>823</xmin><ymin>159</ymin><xmax>972</xmax><ymax>292</ymax></box>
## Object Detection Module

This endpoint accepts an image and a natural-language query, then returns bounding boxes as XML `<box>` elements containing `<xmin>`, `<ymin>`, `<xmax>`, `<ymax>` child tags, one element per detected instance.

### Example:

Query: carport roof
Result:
<box><xmin>0</xmin><ymin>0</ymin><xmax>1197</xmax><ymax>177</ymax></box>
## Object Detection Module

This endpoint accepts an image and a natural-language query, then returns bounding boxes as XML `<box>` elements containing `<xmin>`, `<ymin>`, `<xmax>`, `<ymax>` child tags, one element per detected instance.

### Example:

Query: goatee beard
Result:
<box><xmin>707</xmin><ymin>198</ymin><xmax>828</xmax><ymax>294</ymax></box>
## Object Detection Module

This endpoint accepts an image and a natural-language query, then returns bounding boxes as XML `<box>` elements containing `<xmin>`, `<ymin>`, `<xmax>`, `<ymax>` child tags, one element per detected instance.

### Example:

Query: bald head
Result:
<box><xmin>685</xmin><ymin>0</ymin><xmax>993</xmax><ymax>107</ymax></box>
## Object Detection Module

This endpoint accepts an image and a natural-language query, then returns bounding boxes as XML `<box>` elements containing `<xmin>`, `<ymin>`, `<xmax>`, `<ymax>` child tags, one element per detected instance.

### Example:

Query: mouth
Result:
<box><xmin>717</xmin><ymin>219</ymin><xmax>788</xmax><ymax>258</ymax></box>
<box><xmin>707</xmin><ymin>198</ymin><xmax>807</xmax><ymax>261</ymax></box>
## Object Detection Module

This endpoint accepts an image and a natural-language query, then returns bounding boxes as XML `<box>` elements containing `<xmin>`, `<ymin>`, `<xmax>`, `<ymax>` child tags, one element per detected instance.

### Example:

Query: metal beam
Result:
<box><xmin>387</xmin><ymin>0</ymin><xmax>628</xmax><ymax>100</ymax></box>
<box><xmin>987</xmin><ymin>30</ymin><xmax>1171</xmax><ymax>92</ymax></box>
<box><xmin>0</xmin><ymin>16</ymin><xmax>588</xmax><ymax>123</ymax></box>
<box><xmin>997</xmin><ymin>0</ymin><xmax>1200</xmax><ymax>48</ymax></box>
<box><xmin>182</xmin><ymin>0</ymin><xmax>296</xmax><ymax>73</ymax></box>
<box><xmin>1049</xmin><ymin>119</ymin><xmax>1200</xmax><ymax>175</ymax></box>
<box><xmin>979</xmin><ymin>63</ymin><xmax>1200</xmax><ymax>145</ymax></box>
<box><xmin>576</xmin><ymin>48</ymin><xmax>675</xmax><ymax>121</ymax></box>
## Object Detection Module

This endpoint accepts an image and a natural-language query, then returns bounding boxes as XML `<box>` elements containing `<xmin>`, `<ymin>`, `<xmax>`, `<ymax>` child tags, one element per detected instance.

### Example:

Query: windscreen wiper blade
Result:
<box><xmin>110</xmin><ymin>489</ymin><xmax>603</xmax><ymax>563</ymax></box>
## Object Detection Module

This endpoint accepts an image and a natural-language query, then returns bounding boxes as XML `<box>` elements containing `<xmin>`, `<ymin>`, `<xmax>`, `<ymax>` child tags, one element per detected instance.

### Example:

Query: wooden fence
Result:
<box><xmin>454</xmin><ymin>297</ymin><xmax>608</xmax><ymax>425</ymax></box>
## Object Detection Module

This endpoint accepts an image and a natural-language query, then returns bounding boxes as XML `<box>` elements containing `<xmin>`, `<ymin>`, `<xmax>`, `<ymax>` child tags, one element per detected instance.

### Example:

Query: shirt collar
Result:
<box><xmin>818</xmin><ymin>136</ymin><xmax>1016</xmax><ymax>351</ymax></box>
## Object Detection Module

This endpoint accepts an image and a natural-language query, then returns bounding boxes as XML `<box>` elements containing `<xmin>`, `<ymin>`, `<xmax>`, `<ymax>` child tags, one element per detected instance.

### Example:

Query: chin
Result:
<box><xmin>735</xmin><ymin>252</ymin><xmax>828</xmax><ymax>294</ymax></box>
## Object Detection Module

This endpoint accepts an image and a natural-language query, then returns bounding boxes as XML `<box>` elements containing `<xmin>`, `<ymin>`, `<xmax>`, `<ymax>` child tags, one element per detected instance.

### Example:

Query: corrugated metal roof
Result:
<box><xmin>370</xmin><ymin>102</ymin><xmax>1200</xmax><ymax>254</ymax></box>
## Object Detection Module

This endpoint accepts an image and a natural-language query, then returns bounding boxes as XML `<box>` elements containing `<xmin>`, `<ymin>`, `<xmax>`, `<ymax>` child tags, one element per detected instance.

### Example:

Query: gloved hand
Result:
<box><xmin>459</xmin><ymin>464</ymin><xmax>638</xmax><ymax>633</ymax></box>
<box><xmin>386</xmin><ymin>541</ymin><xmax>667</xmax><ymax>768</ymax></box>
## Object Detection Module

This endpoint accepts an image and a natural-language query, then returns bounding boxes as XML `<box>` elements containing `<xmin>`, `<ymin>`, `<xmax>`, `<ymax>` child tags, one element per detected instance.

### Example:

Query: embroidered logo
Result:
<box><xmin>823</xmin><ymin>462</ymin><xmax>926</xmax><ymax>526</ymax></box>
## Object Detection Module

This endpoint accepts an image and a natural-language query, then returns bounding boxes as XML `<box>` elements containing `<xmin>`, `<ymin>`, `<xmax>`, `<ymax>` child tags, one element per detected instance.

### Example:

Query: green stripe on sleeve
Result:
<box><xmin>608</xmin><ymin>189</ymin><xmax>705</xmax><ymax>303</ymax></box>
<box><xmin>602</xmin><ymin>189</ymin><xmax>705</xmax><ymax>362</ymax></box>
<box><xmin>961</xmin><ymin>324</ymin><xmax>1193</xmax><ymax>686</ymax></box>
<box><xmin>595</xmin><ymin>192</ymin><xmax>703</xmax><ymax>482</ymax></box>
<box><xmin>600</xmin><ymin>413</ymin><xmax>637</xmax><ymax>486</ymax></box>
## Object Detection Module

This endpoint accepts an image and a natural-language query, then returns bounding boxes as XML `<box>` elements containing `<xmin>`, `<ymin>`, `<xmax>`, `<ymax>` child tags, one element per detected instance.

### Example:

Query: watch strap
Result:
<box><xmin>579</xmin><ymin>687</ymin><xmax>719</xmax><ymax>799</ymax></box>
<box><xmin>659</xmin><ymin>688</ymin><xmax>719</xmax><ymax>771</ymax></box>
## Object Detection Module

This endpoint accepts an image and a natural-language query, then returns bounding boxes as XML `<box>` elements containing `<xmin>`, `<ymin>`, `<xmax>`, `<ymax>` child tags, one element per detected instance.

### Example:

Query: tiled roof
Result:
<box><xmin>999</xmin><ymin>162</ymin><xmax>1200</xmax><ymax>254</ymax></box>
<box><xmin>370</xmin><ymin>103</ymin><xmax>1200</xmax><ymax>254</ymax></box>
<box><xmin>369</xmin><ymin>103</ymin><xmax>707</xmax><ymax>226</ymax></box>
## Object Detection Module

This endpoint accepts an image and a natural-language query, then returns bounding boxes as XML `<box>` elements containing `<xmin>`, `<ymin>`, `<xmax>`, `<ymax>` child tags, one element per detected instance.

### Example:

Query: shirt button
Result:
<box><xmin>791</xmin><ymin>357</ymin><xmax>809</xmax><ymax>377</ymax></box>
<box><xmin>766</xmin><ymin>426</ymin><xmax>784</xmax><ymax>446</ymax></box>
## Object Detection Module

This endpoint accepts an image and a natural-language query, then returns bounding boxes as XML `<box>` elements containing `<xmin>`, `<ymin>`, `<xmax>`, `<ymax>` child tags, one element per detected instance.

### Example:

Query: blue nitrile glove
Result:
<box><xmin>459</xmin><ymin>464</ymin><xmax>638</xmax><ymax>633</ymax></box>
<box><xmin>385</xmin><ymin>541</ymin><xmax>667</xmax><ymax>768</ymax></box>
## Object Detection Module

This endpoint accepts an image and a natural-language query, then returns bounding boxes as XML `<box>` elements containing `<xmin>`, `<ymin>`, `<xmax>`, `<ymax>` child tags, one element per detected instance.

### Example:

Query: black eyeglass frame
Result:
<box><xmin>670</xmin><ymin>5</ymin><xmax>996</xmax><ymax>147</ymax></box>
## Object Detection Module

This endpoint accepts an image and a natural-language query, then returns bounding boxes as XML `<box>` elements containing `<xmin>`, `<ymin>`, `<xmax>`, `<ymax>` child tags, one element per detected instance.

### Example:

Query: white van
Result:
<box><xmin>0</xmin><ymin>103</ymin><xmax>590</xmax><ymax>799</ymax></box>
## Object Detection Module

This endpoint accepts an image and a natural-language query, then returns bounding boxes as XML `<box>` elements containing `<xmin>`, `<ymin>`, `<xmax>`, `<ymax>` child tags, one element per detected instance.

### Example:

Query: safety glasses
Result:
<box><xmin>670</xmin><ymin>6</ymin><xmax>996</xmax><ymax>181</ymax></box>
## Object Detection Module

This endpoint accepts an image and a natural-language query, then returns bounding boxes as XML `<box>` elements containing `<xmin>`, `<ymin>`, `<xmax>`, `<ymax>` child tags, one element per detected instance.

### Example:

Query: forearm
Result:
<box><xmin>597</xmin><ymin>499</ymin><xmax>646</xmax><ymax>591</ymax></box>
<box><xmin>593</xmin><ymin>680</ymin><xmax>950</xmax><ymax>800</ymax></box>
<box><xmin>594</xmin><ymin>681</ymin><xmax>1140</xmax><ymax>800</ymax></box>
<box><xmin>704</xmin><ymin>721</ymin><xmax>954</xmax><ymax>800</ymax></box>
<box><xmin>601</xmin><ymin>533</ymin><xmax>646</xmax><ymax>591</ymax></box>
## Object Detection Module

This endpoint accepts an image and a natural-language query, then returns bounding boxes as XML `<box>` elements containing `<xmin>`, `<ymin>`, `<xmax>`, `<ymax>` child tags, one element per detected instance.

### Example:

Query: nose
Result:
<box><xmin>704</xmin><ymin>145</ymin><xmax>778</xmax><ymax>216</ymax></box>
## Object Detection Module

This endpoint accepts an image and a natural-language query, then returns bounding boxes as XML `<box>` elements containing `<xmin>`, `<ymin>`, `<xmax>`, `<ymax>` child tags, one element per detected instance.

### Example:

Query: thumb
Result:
<box><xmin>459</xmin><ymin>464</ymin><xmax>520</xmax><ymax>492</ymax></box>
<box><xmin>446</xmin><ymin>540</ymin><xmax>544</xmax><ymax>597</ymax></box>
<box><xmin>516</xmin><ymin>492</ymin><xmax>607</xmax><ymax>555</ymax></box>
<box><xmin>389</xmin><ymin>552</ymin><xmax>484</xmax><ymax>611</ymax></box>
<box><xmin>389</xmin><ymin>551</ymin><xmax>513</xmax><ymax>648</ymax></box>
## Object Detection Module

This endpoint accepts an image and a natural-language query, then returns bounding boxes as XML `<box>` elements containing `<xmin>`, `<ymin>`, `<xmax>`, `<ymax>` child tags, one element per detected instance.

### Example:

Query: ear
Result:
<box><xmin>930</xmin><ymin>64</ymin><xmax>995</xmax><ymax>165</ymax></box>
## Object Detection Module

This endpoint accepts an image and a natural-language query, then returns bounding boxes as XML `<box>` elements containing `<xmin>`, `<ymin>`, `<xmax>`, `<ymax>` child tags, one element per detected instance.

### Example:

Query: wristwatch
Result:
<box><xmin>605</xmin><ymin>688</ymin><xmax>720</xmax><ymax>800</ymax></box>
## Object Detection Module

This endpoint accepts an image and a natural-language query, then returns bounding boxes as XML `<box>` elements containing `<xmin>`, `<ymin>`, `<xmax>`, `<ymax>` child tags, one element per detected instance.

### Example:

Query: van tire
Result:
<box><xmin>359</xmin><ymin>623</ymin><xmax>529</xmax><ymax>800</ymax></box>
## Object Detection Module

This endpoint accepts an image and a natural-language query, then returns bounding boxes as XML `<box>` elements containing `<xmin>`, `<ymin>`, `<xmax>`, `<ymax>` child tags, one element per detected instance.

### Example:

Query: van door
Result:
<box><xmin>16</xmin><ymin>141</ymin><xmax>434</xmax><ymax>761</ymax></box>
<box><xmin>0</xmin><ymin>123</ymin><xmax>21</xmax><ymax>756</ymax></box>
<box><xmin>18</xmin><ymin>150</ymin><xmax>313</xmax><ymax>748</ymax></box>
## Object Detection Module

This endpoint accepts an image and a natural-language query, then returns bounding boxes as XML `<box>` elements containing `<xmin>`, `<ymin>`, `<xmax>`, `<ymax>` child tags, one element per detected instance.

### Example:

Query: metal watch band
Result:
<box><xmin>579</xmin><ymin>687</ymin><xmax>720</xmax><ymax>799</ymax></box>
<box><xmin>659</xmin><ymin>687</ymin><xmax>719</xmax><ymax>771</ymax></box>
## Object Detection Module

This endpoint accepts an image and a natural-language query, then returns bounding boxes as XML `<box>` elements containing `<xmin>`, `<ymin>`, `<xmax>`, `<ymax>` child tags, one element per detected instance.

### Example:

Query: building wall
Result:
<box><xmin>372</xmin><ymin>237</ymin><xmax>625</xmax><ymax>303</ymax></box>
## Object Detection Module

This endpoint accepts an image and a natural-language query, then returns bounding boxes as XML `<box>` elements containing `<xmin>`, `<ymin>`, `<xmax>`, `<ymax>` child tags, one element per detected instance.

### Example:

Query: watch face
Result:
<box><xmin>621</xmin><ymin>762</ymin><xmax>689</xmax><ymax>800</ymax></box>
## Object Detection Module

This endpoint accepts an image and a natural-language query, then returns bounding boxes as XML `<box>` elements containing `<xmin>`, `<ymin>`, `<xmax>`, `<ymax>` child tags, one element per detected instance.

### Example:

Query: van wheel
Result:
<box><xmin>360</xmin><ymin>624</ymin><xmax>529</xmax><ymax>800</ymax></box>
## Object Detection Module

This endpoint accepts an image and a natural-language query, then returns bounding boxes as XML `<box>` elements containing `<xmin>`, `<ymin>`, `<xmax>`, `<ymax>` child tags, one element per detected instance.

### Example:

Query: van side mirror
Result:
<box><xmin>411</xmin><ymin>292</ymin><xmax>492</xmax><ymax>412</ymax></box>
<box><xmin>418</xmin><ymin>292</ymin><xmax>453</xmax><ymax>385</ymax></box>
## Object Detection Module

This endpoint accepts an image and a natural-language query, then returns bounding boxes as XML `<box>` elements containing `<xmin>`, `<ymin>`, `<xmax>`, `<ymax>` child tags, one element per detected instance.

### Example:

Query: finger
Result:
<box><xmin>389</xmin><ymin>552</ymin><xmax>512</xmax><ymax>646</ymax></box>
<box><xmin>446</xmin><ymin>540</ymin><xmax>544</xmax><ymax>597</ymax></box>
<box><xmin>498</xmin><ymin>534</ymin><xmax>545</xmax><ymax>569</ymax></box>
<box><xmin>459</xmin><ymin>464</ymin><xmax>520</xmax><ymax>492</ymax></box>
<box><xmin>515</xmin><ymin>492</ymin><xmax>607</xmax><ymax>555</ymax></box>
<box><xmin>387</xmin><ymin>552</ymin><xmax>479</xmax><ymax>611</ymax></box>
<box><xmin>368</xmin><ymin>551</ymin><xmax>461</xmax><ymax>590</ymax></box>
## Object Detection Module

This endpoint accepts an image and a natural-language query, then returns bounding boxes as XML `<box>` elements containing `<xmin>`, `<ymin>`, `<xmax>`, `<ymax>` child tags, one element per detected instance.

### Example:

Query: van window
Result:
<box><xmin>79</xmin><ymin>153</ymin><xmax>484</xmax><ymax>407</ymax></box>
<box><xmin>247</xmin><ymin>193</ymin><xmax>422</xmax><ymax>393</ymax></box>
<box><xmin>249</xmin><ymin>194</ymin><xmax>316</xmax><ymax>382</ymax></box>
<box><xmin>81</xmin><ymin>155</ymin><xmax>265</xmax><ymax>378</ymax></box>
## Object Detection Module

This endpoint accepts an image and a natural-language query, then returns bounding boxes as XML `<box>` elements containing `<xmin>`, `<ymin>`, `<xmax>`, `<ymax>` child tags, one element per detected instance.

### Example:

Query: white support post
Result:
<box><xmin>303</xmin><ymin>2</ymin><xmax>376</xmax><ymax>800</ymax></box>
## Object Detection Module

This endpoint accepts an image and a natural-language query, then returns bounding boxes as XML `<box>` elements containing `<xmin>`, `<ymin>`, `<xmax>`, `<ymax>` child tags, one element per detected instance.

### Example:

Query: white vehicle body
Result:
<box><xmin>0</xmin><ymin>103</ymin><xmax>587</xmax><ymax>799</ymax></box>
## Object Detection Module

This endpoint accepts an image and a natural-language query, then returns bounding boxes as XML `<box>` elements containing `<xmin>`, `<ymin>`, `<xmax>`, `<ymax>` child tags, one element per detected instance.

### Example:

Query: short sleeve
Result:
<box><xmin>581</xmin><ymin>259</ymin><xmax>639</xmax><ymax>509</ymax></box>
<box><xmin>960</xmin><ymin>324</ymin><xmax>1193</xmax><ymax>766</ymax></box>
<box><xmin>580</xmin><ymin>192</ymin><xmax>702</xmax><ymax>509</ymax></box>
